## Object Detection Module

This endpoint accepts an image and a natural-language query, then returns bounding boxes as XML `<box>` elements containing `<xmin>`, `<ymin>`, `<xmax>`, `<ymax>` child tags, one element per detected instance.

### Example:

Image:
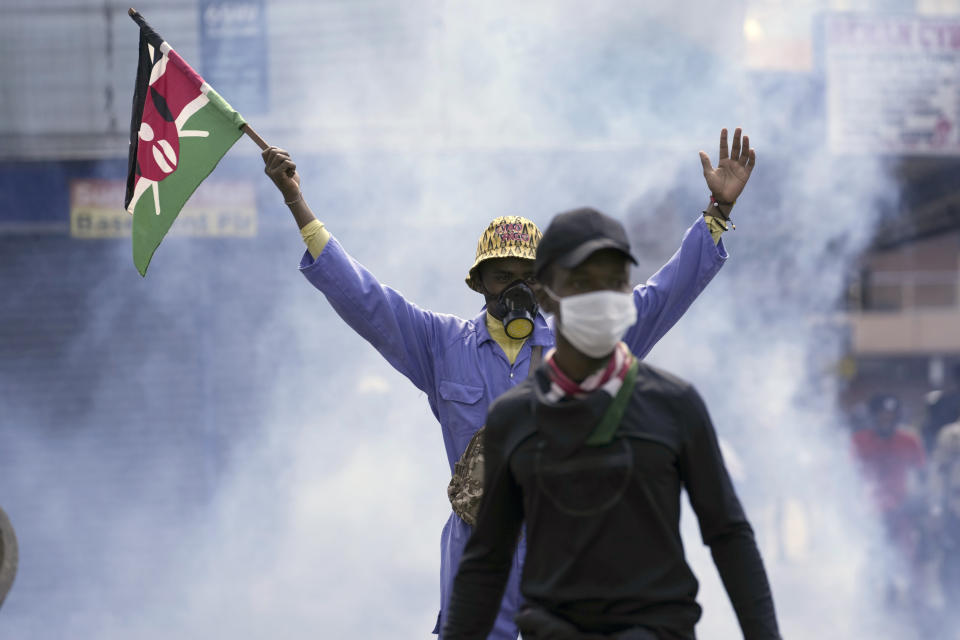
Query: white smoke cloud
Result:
<box><xmin>0</xmin><ymin>1</ymin><xmax>926</xmax><ymax>638</ymax></box>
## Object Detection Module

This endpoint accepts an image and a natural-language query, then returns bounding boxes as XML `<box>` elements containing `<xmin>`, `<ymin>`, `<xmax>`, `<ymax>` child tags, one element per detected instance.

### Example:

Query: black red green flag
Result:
<box><xmin>125</xmin><ymin>9</ymin><xmax>246</xmax><ymax>276</ymax></box>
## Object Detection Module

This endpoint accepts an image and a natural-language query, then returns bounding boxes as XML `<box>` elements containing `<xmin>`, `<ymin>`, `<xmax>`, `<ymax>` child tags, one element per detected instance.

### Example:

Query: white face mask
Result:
<box><xmin>545</xmin><ymin>288</ymin><xmax>637</xmax><ymax>358</ymax></box>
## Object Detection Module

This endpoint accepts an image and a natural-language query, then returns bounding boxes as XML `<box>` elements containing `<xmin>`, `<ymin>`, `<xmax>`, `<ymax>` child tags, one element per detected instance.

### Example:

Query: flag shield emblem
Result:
<box><xmin>126</xmin><ymin>12</ymin><xmax>246</xmax><ymax>275</ymax></box>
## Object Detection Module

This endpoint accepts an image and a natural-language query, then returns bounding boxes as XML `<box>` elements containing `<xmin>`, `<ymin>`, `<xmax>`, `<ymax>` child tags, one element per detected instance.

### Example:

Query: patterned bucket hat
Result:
<box><xmin>465</xmin><ymin>216</ymin><xmax>542</xmax><ymax>292</ymax></box>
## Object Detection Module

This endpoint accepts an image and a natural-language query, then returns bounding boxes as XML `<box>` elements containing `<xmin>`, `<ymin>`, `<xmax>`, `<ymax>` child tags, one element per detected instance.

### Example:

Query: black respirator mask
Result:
<box><xmin>492</xmin><ymin>280</ymin><xmax>539</xmax><ymax>340</ymax></box>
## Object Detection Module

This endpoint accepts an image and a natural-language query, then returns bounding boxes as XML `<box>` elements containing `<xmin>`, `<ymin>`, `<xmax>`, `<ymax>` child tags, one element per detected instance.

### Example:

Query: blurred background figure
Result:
<box><xmin>852</xmin><ymin>394</ymin><xmax>926</xmax><ymax>520</ymax></box>
<box><xmin>919</xmin><ymin>411</ymin><xmax>960</xmax><ymax>638</ymax></box>
<box><xmin>922</xmin><ymin>364</ymin><xmax>960</xmax><ymax>454</ymax></box>
<box><xmin>851</xmin><ymin>394</ymin><xmax>927</xmax><ymax>606</ymax></box>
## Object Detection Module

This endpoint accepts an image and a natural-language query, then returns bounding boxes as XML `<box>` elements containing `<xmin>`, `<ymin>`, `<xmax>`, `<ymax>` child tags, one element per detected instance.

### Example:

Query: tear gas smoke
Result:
<box><xmin>0</xmin><ymin>1</ymin><xmax>919</xmax><ymax>638</ymax></box>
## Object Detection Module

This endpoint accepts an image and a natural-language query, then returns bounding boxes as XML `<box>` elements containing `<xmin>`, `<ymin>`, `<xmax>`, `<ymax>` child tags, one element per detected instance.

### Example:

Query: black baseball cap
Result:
<box><xmin>534</xmin><ymin>207</ymin><xmax>637</xmax><ymax>278</ymax></box>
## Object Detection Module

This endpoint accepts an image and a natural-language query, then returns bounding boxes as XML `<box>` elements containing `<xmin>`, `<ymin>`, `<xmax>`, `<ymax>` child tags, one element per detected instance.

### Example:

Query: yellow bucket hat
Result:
<box><xmin>465</xmin><ymin>216</ymin><xmax>542</xmax><ymax>293</ymax></box>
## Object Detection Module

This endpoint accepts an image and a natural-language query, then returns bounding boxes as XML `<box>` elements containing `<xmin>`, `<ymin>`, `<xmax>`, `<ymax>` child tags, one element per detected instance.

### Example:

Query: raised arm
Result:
<box><xmin>678</xmin><ymin>386</ymin><xmax>781</xmax><ymax>640</ymax></box>
<box><xmin>622</xmin><ymin>214</ymin><xmax>725</xmax><ymax>358</ymax></box>
<box><xmin>263</xmin><ymin>146</ymin><xmax>443</xmax><ymax>393</ymax></box>
<box><xmin>623</xmin><ymin>128</ymin><xmax>756</xmax><ymax>358</ymax></box>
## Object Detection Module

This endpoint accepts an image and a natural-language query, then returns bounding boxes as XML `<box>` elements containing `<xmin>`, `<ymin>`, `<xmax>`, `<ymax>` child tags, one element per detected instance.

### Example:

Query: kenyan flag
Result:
<box><xmin>125</xmin><ymin>9</ymin><xmax>246</xmax><ymax>276</ymax></box>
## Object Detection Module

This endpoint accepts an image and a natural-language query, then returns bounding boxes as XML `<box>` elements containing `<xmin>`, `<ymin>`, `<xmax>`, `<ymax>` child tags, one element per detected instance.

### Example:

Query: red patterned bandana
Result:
<box><xmin>544</xmin><ymin>342</ymin><xmax>633</xmax><ymax>402</ymax></box>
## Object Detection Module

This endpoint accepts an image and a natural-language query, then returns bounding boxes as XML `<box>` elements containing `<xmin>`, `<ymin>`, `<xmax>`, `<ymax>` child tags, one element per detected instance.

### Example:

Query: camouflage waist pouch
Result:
<box><xmin>447</xmin><ymin>346</ymin><xmax>542</xmax><ymax>526</ymax></box>
<box><xmin>447</xmin><ymin>426</ymin><xmax>487</xmax><ymax>526</ymax></box>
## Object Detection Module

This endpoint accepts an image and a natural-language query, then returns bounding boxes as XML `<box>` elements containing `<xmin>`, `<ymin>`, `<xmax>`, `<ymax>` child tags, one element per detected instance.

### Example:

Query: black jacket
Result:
<box><xmin>443</xmin><ymin>361</ymin><xmax>780</xmax><ymax>639</ymax></box>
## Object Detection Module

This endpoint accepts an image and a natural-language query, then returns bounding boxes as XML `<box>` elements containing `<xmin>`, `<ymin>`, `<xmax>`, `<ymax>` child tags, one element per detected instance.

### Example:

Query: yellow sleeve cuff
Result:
<box><xmin>300</xmin><ymin>219</ymin><xmax>331</xmax><ymax>259</ymax></box>
<box><xmin>703</xmin><ymin>214</ymin><xmax>729</xmax><ymax>245</ymax></box>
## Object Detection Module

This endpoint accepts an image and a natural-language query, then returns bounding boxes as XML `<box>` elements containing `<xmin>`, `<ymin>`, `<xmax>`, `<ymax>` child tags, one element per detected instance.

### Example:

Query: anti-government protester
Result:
<box><xmin>262</xmin><ymin>128</ymin><xmax>757</xmax><ymax>639</ymax></box>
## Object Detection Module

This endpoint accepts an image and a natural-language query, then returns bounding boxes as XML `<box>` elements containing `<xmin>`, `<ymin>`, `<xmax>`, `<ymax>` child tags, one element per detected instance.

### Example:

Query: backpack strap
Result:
<box><xmin>585</xmin><ymin>358</ymin><xmax>639</xmax><ymax>447</ymax></box>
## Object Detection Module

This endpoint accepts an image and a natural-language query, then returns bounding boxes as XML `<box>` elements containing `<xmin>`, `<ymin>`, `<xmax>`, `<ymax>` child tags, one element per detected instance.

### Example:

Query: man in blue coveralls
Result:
<box><xmin>262</xmin><ymin>127</ymin><xmax>757</xmax><ymax>639</ymax></box>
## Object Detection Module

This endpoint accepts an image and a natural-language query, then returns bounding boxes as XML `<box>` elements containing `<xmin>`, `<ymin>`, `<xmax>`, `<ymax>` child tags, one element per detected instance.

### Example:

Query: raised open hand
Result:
<box><xmin>698</xmin><ymin>128</ymin><xmax>756</xmax><ymax>206</ymax></box>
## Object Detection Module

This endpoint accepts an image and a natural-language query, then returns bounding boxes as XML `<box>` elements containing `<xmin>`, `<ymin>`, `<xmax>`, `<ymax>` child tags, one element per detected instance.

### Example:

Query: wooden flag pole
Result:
<box><xmin>241</xmin><ymin>124</ymin><xmax>270</xmax><ymax>150</ymax></box>
<box><xmin>128</xmin><ymin>8</ymin><xmax>271</xmax><ymax>151</ymax></box>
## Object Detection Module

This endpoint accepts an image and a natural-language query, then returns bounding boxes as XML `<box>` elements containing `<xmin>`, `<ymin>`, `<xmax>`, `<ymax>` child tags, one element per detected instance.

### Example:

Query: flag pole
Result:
<box><xmin>240</xmin><ymin>124</ymin><xmax>270</xmax><ymax>150</ymax></box>
<box><xmin>127</xmin><ymin>8</ymin><xmax>271</xmax><ymax>151</ymax></box>
<box><xmin>128</xmin><ymin>7</ymin><xmax>144</xmax><ymax>25</ymax></box>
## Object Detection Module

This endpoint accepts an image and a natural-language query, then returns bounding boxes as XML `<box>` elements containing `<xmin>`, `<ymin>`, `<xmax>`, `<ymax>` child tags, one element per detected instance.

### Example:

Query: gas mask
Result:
<box><xmin>492</xmin><ymin>280</ymin><xmax>539</xmax><ymax>340</ymax></box>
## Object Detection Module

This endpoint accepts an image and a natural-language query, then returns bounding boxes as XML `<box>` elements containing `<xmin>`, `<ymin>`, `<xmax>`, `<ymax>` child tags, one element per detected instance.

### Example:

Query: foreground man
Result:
<box><xmin>263</xmin><ymin>129</ymin><xmax>756</xmax><ymax>638</ymax></box>
<box><xmin>444</xmin><ymin>210</ymin><xmax>780</xmax><ymax>639</ymax></box>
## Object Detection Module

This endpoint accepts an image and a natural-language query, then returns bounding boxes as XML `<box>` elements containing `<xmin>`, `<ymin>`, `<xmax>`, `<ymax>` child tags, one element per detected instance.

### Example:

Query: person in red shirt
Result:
<box><xmin>851</xmin><ymin>393</ymin><xmax>926</xmax><ymax>557</ymax></box>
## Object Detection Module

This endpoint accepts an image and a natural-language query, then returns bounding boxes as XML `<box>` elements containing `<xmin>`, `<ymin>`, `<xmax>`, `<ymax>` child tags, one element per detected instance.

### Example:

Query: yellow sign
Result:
<box><xmin>70</xmin><ymin>179</ymin><xmax>257</xmax><ymax>239</ymax></box>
